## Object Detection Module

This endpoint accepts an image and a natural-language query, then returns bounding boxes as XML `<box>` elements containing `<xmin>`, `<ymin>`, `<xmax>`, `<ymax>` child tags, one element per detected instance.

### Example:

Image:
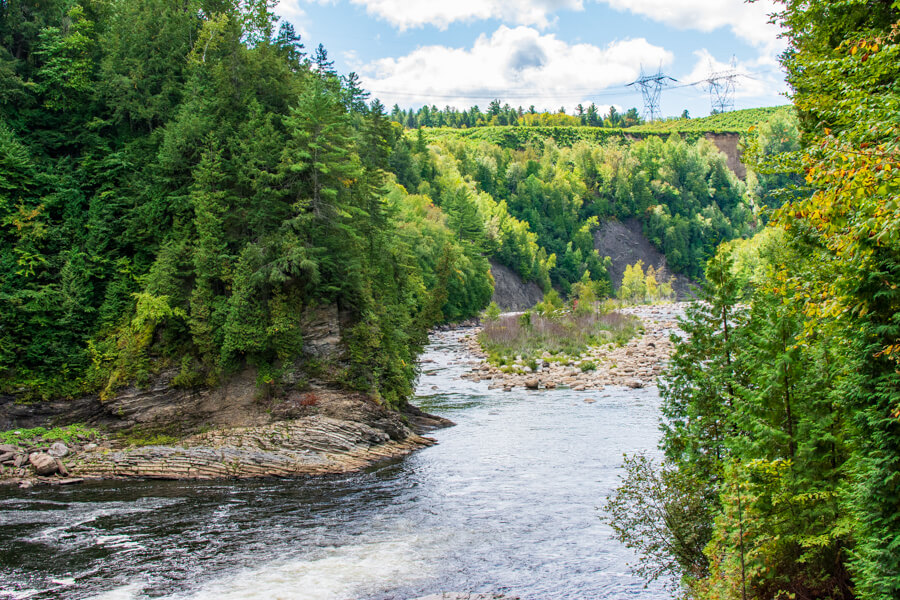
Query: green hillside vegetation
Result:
<box><xmin>628</xmin><ymin>105</ymin><xmax>794</xmax><ymax>134</ymax></box>
<box><xmin>606</xmin><ymin>2</ymin><xmax>900</xmax><ymax>598</ymax></box>
<box><xmin>399</xmin><ymin>130</ymin><xmax>758</xmax><ymax>289</ymax></box>
<box><xmin>0</xmin><ymin>0</ymin><xmax>491</xmax><ymax>404</ymax></box>
<box><xmin>390</xmin><ymin>100</ymin><xmax>644</xmax><ymax>129</ymax></box>
<box><xmin>414</xmin><ymin>106</ymin><xmax>793</xmax><ymax>151</ymax></box>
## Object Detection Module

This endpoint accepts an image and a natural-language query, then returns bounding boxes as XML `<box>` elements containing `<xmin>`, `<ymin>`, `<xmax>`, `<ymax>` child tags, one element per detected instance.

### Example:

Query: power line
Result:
<box><xmin>364</xmin><ymin>69</ymin><xmax>761</xmax><ymax>107</ymax></box>
<box><xmin>626</xmin><ymin>65</ymin><xmax>677</xmax><ymax>121</ymax></box>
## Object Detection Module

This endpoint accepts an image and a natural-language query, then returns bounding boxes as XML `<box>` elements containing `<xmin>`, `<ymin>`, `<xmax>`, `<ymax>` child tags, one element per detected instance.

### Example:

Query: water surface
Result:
<box><xmin>0</xmin><ymin>329</ymin><xmax>667</xmax><ymax>600</ymax></box>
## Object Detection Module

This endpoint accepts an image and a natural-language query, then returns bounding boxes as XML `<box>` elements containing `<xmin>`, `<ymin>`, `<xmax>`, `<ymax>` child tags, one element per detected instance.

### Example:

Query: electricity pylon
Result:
<box><xmin>706</xmin><ymin>56</ymin><xmax>739</xmax><ymax>114</ymax></box>
<box><xmin>627</xmin><ymin>65</ymin><xmax>676</xmax><ymax>122</ymax></box>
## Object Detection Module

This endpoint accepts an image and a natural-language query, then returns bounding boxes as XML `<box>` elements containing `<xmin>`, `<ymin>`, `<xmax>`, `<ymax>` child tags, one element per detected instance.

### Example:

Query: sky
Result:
<box><xmin>274</xmin><ymin>0</ymin><xmax>790</xmax><ymax>120</ymax></box>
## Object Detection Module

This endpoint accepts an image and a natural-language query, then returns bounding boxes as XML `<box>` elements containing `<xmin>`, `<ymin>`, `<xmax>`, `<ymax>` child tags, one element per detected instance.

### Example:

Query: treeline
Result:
<box><xmin>389</xmin><ymin>100</ymin><xmax>644</xmax><ymax>130</ymax></box>
<box><xmin>0</xmin><ymin>0</ymin><xmax>493</xmax><ymax>404</ymax></box>
<box><xmin>607</xmin><ymin>1</ymin><xmax>900</xmax><ymax>599</ymax></box>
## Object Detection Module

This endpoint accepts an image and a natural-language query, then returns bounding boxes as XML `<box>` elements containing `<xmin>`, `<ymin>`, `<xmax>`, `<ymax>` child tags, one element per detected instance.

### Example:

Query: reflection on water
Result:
<box><xmin>0</xmin><ymin>330</ymin><xmax>667</xmax><ymax>600</ymax></box>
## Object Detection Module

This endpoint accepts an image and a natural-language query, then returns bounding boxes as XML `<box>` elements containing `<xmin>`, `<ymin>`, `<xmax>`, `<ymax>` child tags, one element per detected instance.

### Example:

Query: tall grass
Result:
<box><xmin>479</xmin><ymin>310</ymin><xmax>640</xmax><ymax>364</ymax></box>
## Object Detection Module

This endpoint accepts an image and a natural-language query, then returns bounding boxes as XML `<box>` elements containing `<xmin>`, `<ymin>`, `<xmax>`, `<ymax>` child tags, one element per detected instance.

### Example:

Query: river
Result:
<box><xmin>0</xmin><ymin>328</ymin><xmax>668</xmax><ymax>600</ymax></box>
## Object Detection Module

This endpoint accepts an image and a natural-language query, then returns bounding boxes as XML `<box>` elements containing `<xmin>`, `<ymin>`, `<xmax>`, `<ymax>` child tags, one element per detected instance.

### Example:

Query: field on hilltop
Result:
<box><xmin>417</xmin><ymin>105</ymin><xmax>794</xmax><ymax>149</ymax></box>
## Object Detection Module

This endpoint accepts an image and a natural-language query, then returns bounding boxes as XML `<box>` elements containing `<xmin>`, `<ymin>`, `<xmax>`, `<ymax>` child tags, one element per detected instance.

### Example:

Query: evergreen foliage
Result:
<box><xmin>606</xmin><ymin>2</ymin><xmax>900</xmax><ymax>598</ymax></box>
<box><xmin>0</xmin><ymin>0</ymin><xmax>492</xmax><ymax>405</ymax></box>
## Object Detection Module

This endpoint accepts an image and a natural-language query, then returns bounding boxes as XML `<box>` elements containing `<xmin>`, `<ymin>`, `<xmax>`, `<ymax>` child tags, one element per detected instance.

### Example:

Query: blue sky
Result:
<box><xmin>275</xmin><ymin>0</ymin><xmax>789</xmax><ymax>119</ymax></box>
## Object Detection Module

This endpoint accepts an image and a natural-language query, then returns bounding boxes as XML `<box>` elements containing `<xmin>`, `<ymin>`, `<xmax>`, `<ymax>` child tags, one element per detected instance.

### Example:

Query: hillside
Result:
<box><xmin>0</xmin><ymin>0</ymin><xmax>791</xmax><ymax>417</ymax></box>
<box><xmin>628</xmin><ymin>105</ymin><xmax>793</xmax><ymax>134</ymax></box>
<box><xmin>417</xmin><ymin>105</ymin><xmax>792</xmax><ymax>150</ymax></box>
<box><xmin>397</xmin><ymin>105</ymin><xmax>799</xmax><ymax>302</ymax></box>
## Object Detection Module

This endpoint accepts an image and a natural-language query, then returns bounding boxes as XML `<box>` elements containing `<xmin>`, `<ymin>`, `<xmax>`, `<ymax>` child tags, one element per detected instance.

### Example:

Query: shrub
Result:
<box><xmin>483</xmin><ymin>301</ymin><xmax>501</xmax><ymax>321</ymax></box>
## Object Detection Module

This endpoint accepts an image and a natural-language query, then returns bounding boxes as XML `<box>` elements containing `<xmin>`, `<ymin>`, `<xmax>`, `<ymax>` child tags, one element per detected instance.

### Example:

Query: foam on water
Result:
<box><xmin>170</xmin><ymin>536</ymin><xmax>434</xmax><ymax>600</ymax></box>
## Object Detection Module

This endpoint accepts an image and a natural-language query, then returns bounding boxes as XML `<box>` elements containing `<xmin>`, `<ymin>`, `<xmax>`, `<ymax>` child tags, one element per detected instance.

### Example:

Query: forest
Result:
<box><xmin>3</xmin><ymin>0</ymin><xmax>899</xmax><ymax>598</ymax></box>
<box><xmin>0</xmin><ymin>0</ymin><xmax>772</xmax><ymax>406</ymax></box>
<box><xmin>606</xmin><ymin>1</ymin><xmax>900</xmax><ymax>599</ymax></box>
<box><xmin>0</xmin><ymin>0</ymin><xmax>500</xmax><ymax>406</ymax></box>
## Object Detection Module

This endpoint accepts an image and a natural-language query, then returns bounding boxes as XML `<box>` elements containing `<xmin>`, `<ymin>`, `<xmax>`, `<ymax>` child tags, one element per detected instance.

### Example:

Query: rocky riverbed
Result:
<box><xmin>459</xmin><ymin>303</ymin><xmax>686</xmax><ymax>392</ymax></box>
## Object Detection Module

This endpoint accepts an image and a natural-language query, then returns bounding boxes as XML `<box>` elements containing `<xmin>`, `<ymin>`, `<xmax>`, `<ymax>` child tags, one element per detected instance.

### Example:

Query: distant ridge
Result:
<box><xmin>418</xmin><ymin>105</ymin><xmax>793</xmax><ymax>149</ymax></box>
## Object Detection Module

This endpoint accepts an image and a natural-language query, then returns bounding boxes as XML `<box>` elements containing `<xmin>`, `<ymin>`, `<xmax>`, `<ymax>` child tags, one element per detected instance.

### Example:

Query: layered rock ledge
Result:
<box><xmin>1</xmin><ymin>385</ymin><xmax>452</xmax><ymax>487</ymax></box>
<box><xmin>68</xmin><ymin>416</ymin><xmax>436</xmax><ymax>481</ymax></box>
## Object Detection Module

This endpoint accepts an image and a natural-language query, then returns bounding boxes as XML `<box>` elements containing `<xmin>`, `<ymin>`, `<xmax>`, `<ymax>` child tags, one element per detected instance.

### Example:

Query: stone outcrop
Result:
<box><xmin>1</xmin><ymin>393</ymin><xmax>451</xmax><ymax>486</ymax></box>
<box><xmin>69</xmin><ymin>416</ymin><xmax>435</xmax><ymax>480</ymax></box>
<box><xmin>489</xmin><ymin>259</ymin><xmax>544</xmax><ymax>311</ymax></box>
<box><xmin>0</xmin><ymin>301</ymin><xmax>454</xmax><ymax>486</ymax></box>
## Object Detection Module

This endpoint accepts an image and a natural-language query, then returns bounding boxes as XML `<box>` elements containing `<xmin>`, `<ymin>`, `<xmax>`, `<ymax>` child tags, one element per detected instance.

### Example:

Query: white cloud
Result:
<box><xmin>359</xmin><ymin>25</ymin><xmax>672</xmax><ymax>110</ymax></box>
<box><xmin>597</xmin><ymin>0</ymin><xmax>784</xmax><ymax>51</ymax></box>
<box><xmin>274</xmin><ymin>0</ymin><xmax>310</xmax><ymax>37</ymax></box>
<box><xmin>333</xmin><ymin>0</ymin><xmax>586</xmax><ymax>30</ymax></box>
<box><xmin>307</xmin><ymin>0</ymin><xmax>783</xmax><ymax>51</ymax></box>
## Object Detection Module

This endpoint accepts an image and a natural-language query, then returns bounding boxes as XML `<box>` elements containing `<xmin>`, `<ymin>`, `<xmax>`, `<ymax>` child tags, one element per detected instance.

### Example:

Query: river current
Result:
<box><xmin>1</xmin><ymin>329</ymin><xmax>668</xmax><ymax>600</ymax></box>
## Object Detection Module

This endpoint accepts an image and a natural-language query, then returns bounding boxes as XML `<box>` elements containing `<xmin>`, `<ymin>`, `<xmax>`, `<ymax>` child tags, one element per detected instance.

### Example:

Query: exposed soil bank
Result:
<box><xmin>594</xmin><ymin>219</ymin><xmax>695</xmax><ymax>300</ymax></box>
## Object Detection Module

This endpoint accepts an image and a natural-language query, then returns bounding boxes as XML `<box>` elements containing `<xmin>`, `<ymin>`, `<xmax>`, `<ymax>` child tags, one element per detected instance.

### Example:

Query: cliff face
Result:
<box><xmin>489</xmin><ymin>259</ymin><xmax>544</xmax><ymax>311</ymax></box>
<box><xmin>1</xmin><ymin>305</ymin><xmax>353</xmax><ymax>434</ymax></box>
<box><xmin>593</xmin><ymin>219</ymin><xmax>695</xmax><ymax>300</ymax></box>
<box><xmin>704</xmin><ymin>132</ymin><xmax>746</xmax><ymax>179</ymax></box>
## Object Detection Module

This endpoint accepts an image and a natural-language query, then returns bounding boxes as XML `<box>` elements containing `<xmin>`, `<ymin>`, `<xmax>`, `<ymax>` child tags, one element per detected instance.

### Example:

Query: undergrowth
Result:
<box><xmin>0</xmin><ymin>424</ymin><xmax>99</xmax><ymax>445</ymax></box>
<box><xmin>479</xmin><ymin>309</ymin><xmax>641</xmax><ymax>366</ymax></box>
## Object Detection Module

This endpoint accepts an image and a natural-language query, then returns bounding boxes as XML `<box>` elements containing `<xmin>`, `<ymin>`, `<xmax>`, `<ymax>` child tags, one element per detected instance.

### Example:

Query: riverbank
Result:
<box><xmin>460</xmin><ymin>303</ymin><xmax>685</xmax><ymax>391</ymax></box>
<box><xmin>0</xmin><ymin>392</ymin><xmax>452</xmax><ymax>488</ymax></box>
<box><xmin>1</xmin><ymin>323</ymin><xmax>668</xmax><ymax>600</ymax></box>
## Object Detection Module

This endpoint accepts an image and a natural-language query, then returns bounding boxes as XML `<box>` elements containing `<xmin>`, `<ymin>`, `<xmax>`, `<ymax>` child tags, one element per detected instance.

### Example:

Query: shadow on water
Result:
<box><xmin>0</xmin><ymin>329</ymin><xmax>669</xmax><ymax>600</ymax></box>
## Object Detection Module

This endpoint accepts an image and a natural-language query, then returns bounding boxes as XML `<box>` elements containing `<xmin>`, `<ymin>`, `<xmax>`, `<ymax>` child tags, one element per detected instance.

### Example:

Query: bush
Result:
<box><xmin>483</xmin><ymin>301</ymin><xmax>501</xmax><ymax>321</ymax></box>
<box><xmin>0</xmin><ymin>424</ymin><xmax>99</xmax><ymax>445</ymax></box>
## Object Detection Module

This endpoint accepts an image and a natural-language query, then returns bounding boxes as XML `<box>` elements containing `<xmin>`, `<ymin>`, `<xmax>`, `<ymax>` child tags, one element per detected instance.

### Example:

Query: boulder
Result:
<box><xmin>0</xmin><ymin>451</ymin><xmax>15</xmax><ymax>464</ymax></box>
<box><xmin>524</xmin><ymin>378</ymin><xmax>540</xmax><ymax>390</ymax></box>
<box><xmin>0</xmin><ymin>444</ymin><xmax>18</xmax><ymax>453</ymax></box>
<box><xmin>48</xmin><ymin>442</ymin><xmax>69</xmax><ymax>458</ymax></box>
<box><xmin>28</xmin><ymin>453</ymin><xmax>58</xmax><ymax>476</ymax></box>
<box><xmin>626</xmin><ymin>379</ymin><xmax>644</xmax><ymax>389</ymax></box>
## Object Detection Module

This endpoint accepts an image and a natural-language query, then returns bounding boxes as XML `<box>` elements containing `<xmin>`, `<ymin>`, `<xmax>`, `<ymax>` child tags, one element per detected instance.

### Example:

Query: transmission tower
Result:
<box><xmin>627</xmin><ymin>65</ymin><xmax>676</xmax><ymax>122</ymax></box>
<box><xmin>706</xmin><ymin>57</ymin><xmax>738</xmax><ymax>114</ymax></box>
